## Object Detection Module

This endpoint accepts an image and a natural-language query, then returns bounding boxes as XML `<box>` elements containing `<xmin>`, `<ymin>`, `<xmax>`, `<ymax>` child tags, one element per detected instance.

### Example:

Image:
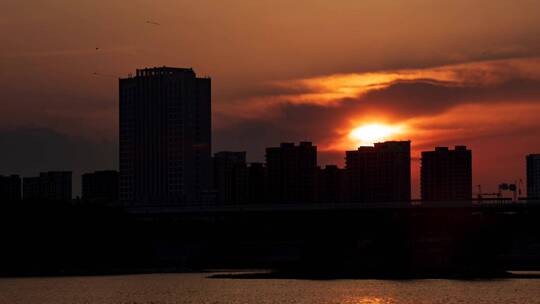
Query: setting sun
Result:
<box><xmin>349</xmin><ymin>123</ymin><xmax>403</xmax><ymax>146</ymax></box>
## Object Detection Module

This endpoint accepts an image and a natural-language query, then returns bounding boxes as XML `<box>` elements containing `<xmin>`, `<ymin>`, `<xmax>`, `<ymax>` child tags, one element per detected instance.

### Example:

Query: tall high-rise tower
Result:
<box><xmin>421</xmin><ymin>146</ymin><xmax>472</xmax><ymax>201</ymax></box>
<box><xmin>345</xmin><ymin>141</ymin><xmax>411</xmax><ymax>203</ymax></box>
<box><xmin>265</xmin><ymin>142</ymin><xmax>318</xmax><ymax>204</ymax></box>
<box><xmin>119</xmin><ymin>67</ymin><xmax>211</xmax><ymax>206</ymax></box>
<box><xmin>213</xmin><ymin>151</ymin><xmax>248</xmax><ymax>205</ymax></box>
<box><xmin>527</xmin><ymin>154</ymin><xmax>540</xmax><ymax>198</ymax></box>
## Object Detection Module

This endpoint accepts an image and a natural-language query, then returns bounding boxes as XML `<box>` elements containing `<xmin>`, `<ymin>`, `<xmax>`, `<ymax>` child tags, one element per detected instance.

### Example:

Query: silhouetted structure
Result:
<box><xmin>0</xmin><ymin>175</ymin><xmax>21</xmax><ymax>202</ymax></box>
<box><xmin>119</xmin><ymin>67</ymin><xmax>211</xmax><ymax>206</ymax></box>
<box><xmin>527</xmin><ymin>154</ymin><xmax>540</xmax><ymax>198</ymax></box>
<box><xmin>346</xmin><ymin>141</ymin><xmax>411</xmax><ymax>203</ymax></box>
<box><xmin>5</xmin><ymin>198</ymin><xmax>540</xmax><ymax>277</ymax></box>
<box><xmin>421</xmin><ymin>146</ymin><xmax>472</xmax><ymax>201</ymax></box>
<box><xmin>266</xmin><ymin>142</ymin><xmax>317</xmax><ymax>204</ymax></box>
<box><xmin>247</xmin><ymin>162</ymin><xmax>267</xmax><ymax>204</ymax></box>
<box><xmin>23</xmin><ymin>171</ymin><xmax>72</xmax><ymax>202</ymax></box>
<box><xmin>82</xmin><ymin>170</ymin><xmax>119</xmax><ymax>204</ymax></box>
<box><xmin>213</xmin><ymin>152</ymin><xmax>247</xmax><ymax>205</ymax></box>
<box><xmin>318</xmin><ymin>165</ymin><xmax>345</xmax><ymax>203</ymax></box>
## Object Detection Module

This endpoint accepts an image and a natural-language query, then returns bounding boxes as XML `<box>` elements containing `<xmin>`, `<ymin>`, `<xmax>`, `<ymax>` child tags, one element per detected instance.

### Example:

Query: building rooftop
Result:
<box><xmin>427</xmin><ymin>146</ymin><xmax>470</xmax><ymax>153</ymax></box>
<box><xmin>348</xmin><ymin>141</ymin><xmax>411</xmax><ymax>153</ymax></box>
<box><xmin>121</xmin><ymin>66</ymin><xmax>210</xmax><ymax>79</ymax></box>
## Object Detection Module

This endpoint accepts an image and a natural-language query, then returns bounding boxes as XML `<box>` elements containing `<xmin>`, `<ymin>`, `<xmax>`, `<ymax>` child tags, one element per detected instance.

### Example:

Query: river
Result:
<box><xmin>1</xmin><ymin>272</ymin><xmax>539</xmax><ymax>303</ymax></box>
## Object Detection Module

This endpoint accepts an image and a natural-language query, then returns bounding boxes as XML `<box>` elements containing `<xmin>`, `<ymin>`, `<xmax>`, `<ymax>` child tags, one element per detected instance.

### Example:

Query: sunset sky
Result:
<box><xmin>2</xmin><ymin>0</ymin><xmax>540</xmax><ymax>197</ymax></box>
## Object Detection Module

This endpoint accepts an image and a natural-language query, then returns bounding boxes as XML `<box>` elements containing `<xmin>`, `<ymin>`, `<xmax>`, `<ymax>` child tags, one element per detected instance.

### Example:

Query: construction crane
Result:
<box><xmin>476</xmin><ymin>184</ymin><xmax>501</xmax><ymax>200</ymax></box>
<box><xmin>477</xmin><ymin>179</ymin><xmax>524</xmax><ymax>202</ymax></box>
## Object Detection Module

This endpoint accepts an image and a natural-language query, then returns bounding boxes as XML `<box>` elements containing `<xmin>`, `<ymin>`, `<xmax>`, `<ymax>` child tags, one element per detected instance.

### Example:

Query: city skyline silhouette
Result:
<box><xmin>3</xmin><ymin>2</ymin><xmax>540</xmax><ymax>200</ymax></box>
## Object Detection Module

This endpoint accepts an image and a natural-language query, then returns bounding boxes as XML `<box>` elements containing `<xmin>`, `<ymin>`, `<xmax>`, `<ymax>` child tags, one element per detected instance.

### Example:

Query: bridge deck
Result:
<box><xmin>125</xmin><ymin>199</ymin><xmax>540</xmax><ymax>214</ymax></box>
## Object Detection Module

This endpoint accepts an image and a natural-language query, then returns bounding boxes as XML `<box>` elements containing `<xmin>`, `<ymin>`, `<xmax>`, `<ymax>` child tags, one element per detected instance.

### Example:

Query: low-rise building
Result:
<box><xmin>82</xmin><ymin>170</ymin><xmax>119</xmax><ymax>203</ymax></box>
<box><xmin>0</xmin><ymin>175</ymin><xmax>21</xmax><ymax>202</ymax></box>
<box><xmin>23</xmin><ymin>171</ymin><xmax>72</xmax><ymax>202</ymax></box>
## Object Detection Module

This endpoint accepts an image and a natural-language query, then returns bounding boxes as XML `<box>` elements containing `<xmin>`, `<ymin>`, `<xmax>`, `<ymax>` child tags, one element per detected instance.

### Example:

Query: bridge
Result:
<box><xmin>125</xmin><ymin>198</ymin><xmax>540</xmax><ymax>215</ymax></box>
<box><xmin>3</xmin><ymin>199</ymin><xmax>540</xmax><ymax>277</ymax></box>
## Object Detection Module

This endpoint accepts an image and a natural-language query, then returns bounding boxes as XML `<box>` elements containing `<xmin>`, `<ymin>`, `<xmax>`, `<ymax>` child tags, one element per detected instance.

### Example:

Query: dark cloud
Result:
<box><xmin>213</xmin><ymin>115</ymin><xmax>310</xmax><ymax>162</ymax></box>
<box><xmin>355</xmin><ymin>77</ymin><xmax>540</xmax><ymax>118</ymax></box>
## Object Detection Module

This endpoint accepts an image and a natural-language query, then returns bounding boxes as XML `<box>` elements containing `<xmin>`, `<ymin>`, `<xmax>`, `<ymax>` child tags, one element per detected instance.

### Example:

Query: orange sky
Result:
<box><xmin>2</xmin><ymin>0</ymin><xmax>540</xmax><ymax>197</ymax></box>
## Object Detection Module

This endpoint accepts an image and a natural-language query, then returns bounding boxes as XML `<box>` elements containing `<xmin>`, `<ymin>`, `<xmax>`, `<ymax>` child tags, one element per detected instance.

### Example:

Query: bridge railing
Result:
<box><xmin>124</xmin><ymin>198</ymin><xmax>540</xmax><ymax>214</ymax></box>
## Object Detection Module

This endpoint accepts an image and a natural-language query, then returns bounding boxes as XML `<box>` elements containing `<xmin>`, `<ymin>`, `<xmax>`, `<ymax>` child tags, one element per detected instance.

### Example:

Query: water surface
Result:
<box><xmin>1</xmin><ymin>273</ymin><xmax>539</xmax><ymax>303</ymax></box>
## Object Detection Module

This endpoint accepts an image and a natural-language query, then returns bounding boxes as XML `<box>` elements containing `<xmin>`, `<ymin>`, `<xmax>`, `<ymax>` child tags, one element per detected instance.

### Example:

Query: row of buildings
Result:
<box><xmin>213</xmin><ymin>141</ymin><xmax>474</xmax><ymax>205</ymax></box>
<box><xmin>2</xmin><ymin>142</ymin><xmax>533</xmax><ymax>205</ymax></box>
<box><xmin>213</xmin><ymin>144</ymin><xmax>540</xmax><ymax>205</ymax></box>
<box><xmin>0</xmin><ymin>171</ymin><xmax>118</xmax><ymax>203</ymax></box>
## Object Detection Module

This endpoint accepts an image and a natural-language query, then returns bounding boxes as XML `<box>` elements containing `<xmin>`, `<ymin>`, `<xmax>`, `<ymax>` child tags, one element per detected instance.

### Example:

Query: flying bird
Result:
<box><xmin>146</xmin><ymin>20</ymin><xmax>160</xmax><ymax>26</ymax></box>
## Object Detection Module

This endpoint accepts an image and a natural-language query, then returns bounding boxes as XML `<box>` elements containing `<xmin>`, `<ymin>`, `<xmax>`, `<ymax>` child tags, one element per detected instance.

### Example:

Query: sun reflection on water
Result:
<box><xmin>340</xmin><ymin>296</ymin><xmax>396</xmax><ymax>304</ymax></box>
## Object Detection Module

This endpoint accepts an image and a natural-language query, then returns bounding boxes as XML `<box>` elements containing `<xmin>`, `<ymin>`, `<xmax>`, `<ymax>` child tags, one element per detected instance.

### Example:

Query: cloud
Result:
<box><xmin>222</xmin><ymin>57</ymin><xmax>540</xmax><ymax>112</ymax></box>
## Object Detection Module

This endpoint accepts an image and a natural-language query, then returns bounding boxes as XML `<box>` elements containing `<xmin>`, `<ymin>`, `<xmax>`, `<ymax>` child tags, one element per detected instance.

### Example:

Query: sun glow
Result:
<box><xmin>349</xmin><ymin>123</ymin><xmax>403</xmax><ymax>146</ymax></box>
